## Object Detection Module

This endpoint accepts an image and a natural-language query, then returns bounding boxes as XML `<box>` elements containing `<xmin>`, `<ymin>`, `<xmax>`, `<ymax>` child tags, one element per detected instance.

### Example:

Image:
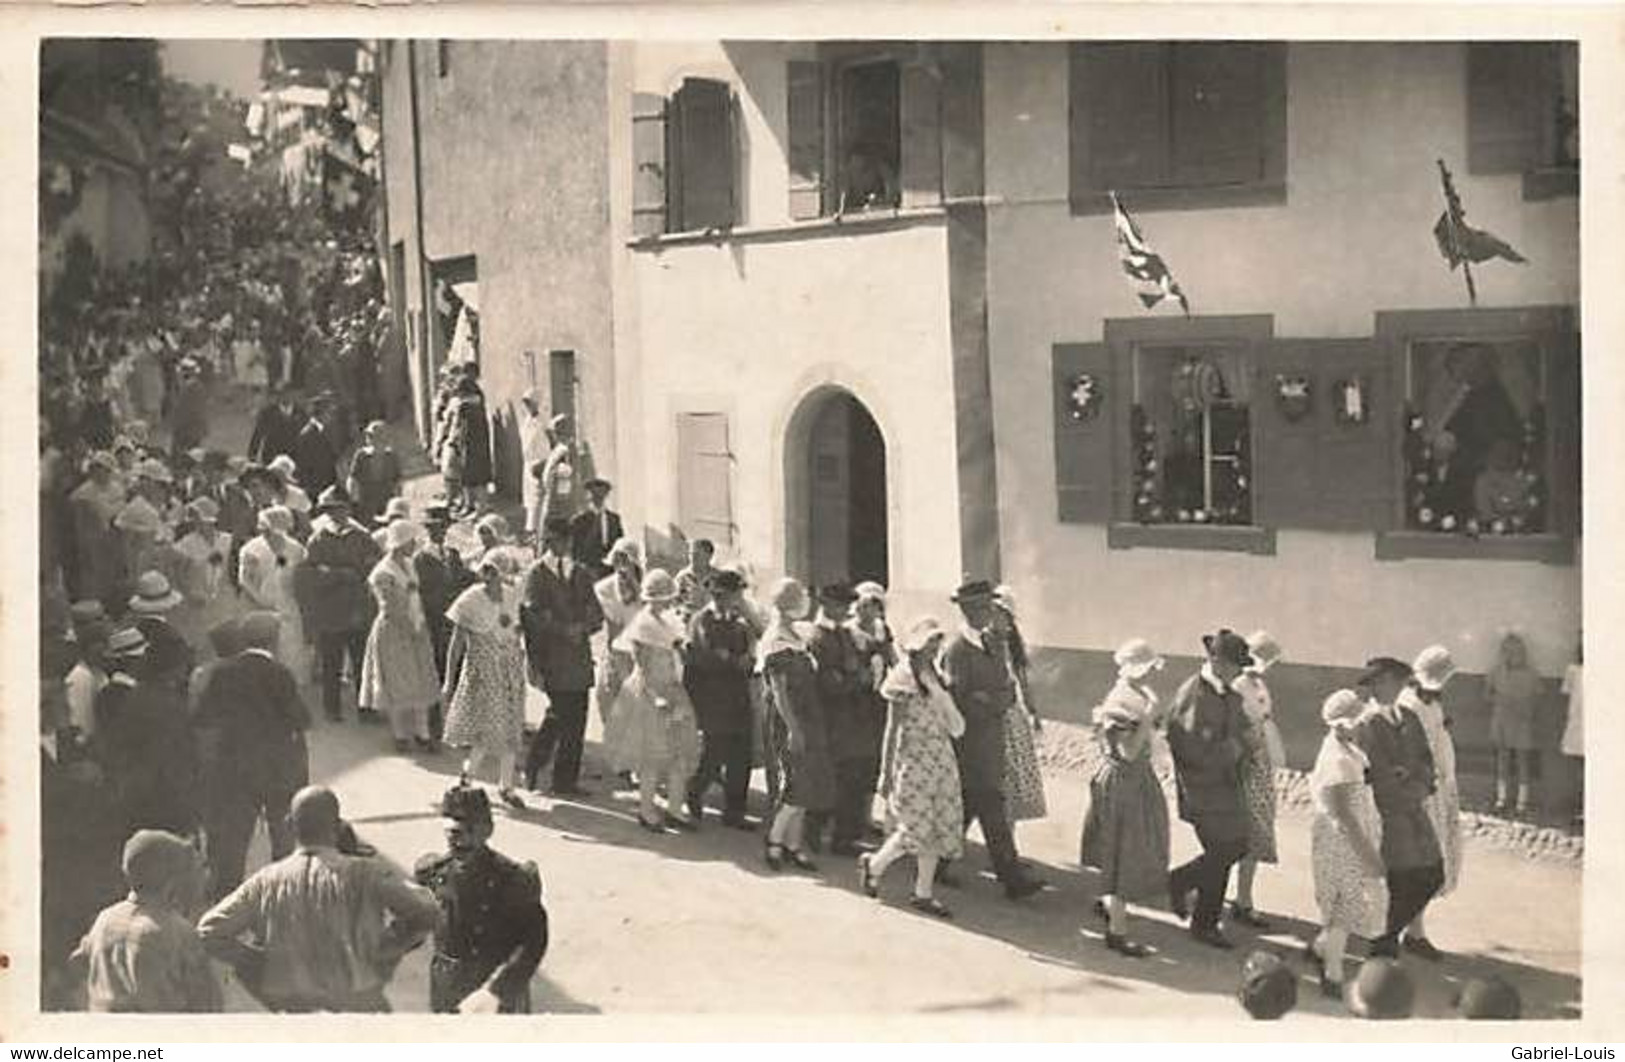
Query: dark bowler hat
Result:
<box><xmin>423</xmin><ymin>503</ymin><xmax>452</xmax><ymax>527</ymax></box>
<box><xmin>584</xmin><ymin>477</ymin><xmax>613</xmax><ymax>495</ymax></box>
<box><xmin>1202</xmin><ymin>629</ymin><xmax>1254</xmax><ymax>668</ymax></box>
<box><xmin>951</xmin><ymin>578</ymin><xmax>996</xmax><ymax>604</ymax></box>
<box><xmin>818</xmin><ymin>582</ymin><xmax>858</xmax><ymax>605</ymax></box>
<box><xmin>1237</xmin><ymin>950</ymin><xmax>1297</xmax><ymax>1020</ymax></box>
<box><xmin>1357</xmin><ymin>656</ymin><xmax>1414</xmax><ymax>688</ymax></box>
<box><xmin>709</xmin><ymin>568</ymin><xmax>747</xmax><ymax>594</ymax></box>
<box><xmin>439</xmin><ymin>783</ymin><xmax>493</xmax><ymax>824</ymax></box>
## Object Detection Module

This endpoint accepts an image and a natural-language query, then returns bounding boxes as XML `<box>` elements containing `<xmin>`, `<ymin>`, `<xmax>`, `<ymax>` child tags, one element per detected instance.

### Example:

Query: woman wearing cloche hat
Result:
<box><xmin>360</xmin><ymin>521</ymin><xmax>441</xmax><ymax>755</ymax></box>
<box><xmin>1228</xmin><ymin>631</ymin><xmax>1288</xmax><ymax>930</ymax></box>
<box><xmin>1079</xmin><ymin>638</ymin><xmax>1170</xmax><ymax>958</ymax></box>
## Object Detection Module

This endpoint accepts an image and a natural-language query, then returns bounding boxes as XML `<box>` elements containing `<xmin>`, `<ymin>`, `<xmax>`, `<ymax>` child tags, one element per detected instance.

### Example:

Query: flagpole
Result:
<box><xmin>1437</xmin><ymin>159</ymin><xmax>1477</xmax><ymax>308</ymax></box>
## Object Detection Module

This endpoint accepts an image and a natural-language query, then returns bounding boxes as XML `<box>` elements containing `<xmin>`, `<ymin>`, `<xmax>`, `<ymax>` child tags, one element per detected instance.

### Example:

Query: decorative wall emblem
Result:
<box><xmin>1333</xmin><ymin>376</ymin><xmax>1370</xmax><ymax>426</ymax></box>
<box><xmin>1273</xmin><ymin>374</ymin><xmax>1312</xmax><ymax>423</ymax></box>
<box><xmin>1067</xmin><ymin>373</ymin><xmax>1104</xmax><ymax>422</ymax></box>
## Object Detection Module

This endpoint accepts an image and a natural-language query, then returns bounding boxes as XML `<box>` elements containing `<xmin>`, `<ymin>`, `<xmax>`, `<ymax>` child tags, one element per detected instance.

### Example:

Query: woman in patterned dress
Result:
<box><xmin>442</xmin><ymin>547</ymin><xmax>529</xmax><ymax>809</ymax></box>
<box><xmin>858</xmin><ymin>617</ymin><xmax>963</xmax><ymax>918</ymax></box>
<box><xmin>1307</xmin><ymin>689</ymin><xmax>1388</xmax><ymax>997</ymax></box>
<box><xmin>758</xmin><ymin>577</ymin><xmax>833</xmax><ymax>872</ymax></box>
<box><xmin>1229</xmin><ymin>630</ymin><xmax>1287</xmax><ymax>928</ymax></box>
<box><xmin>236</xmin><ymin>505</ymin><xmax>309</xmax><ymax>681</ymax></box>
<box><xmin>360</xmin><ymin>520</ymin><xmax>440</xmax><ymax>754</ymax></box>
<box><xmin>609</xmin><ymin>569</ymin><xmax>703</xmax><ymax>832</ymax></box>
<box><xmin>593</xmin><ymin>537</ymin><xmax>643</xmax><ymax>785</ymax></box>
<box><xmin>1397</xmin><ymin>645</ymin><xmax>1462</xmax><ymax>960</ymax></box>
<box><xmin>992</xmin><ymin>587</ymin><xmax>1047</xmax><ymax>823</ymax></box>
<box><xmin>1079</xmin><ymin>639</ymin><xmax>1170</xmax><ymax>958</ymax></box>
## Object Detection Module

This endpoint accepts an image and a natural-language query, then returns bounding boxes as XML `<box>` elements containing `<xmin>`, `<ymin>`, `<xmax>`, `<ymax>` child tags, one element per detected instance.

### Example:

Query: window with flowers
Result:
<box><xmin>1128</xmin><ymin>344</ymin><xmax>1253</xmax><ymax>526</ymax></box>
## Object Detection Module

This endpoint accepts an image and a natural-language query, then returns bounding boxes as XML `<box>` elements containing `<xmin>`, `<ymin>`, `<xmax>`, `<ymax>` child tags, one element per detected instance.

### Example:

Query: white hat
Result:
<box><xmin>1321</xmin><ymin>688</ymin><xmax>1366</xmax><ymax>728</ymax></box>
<box><xmin>768</xmin><ymin>576</ymin><xmax>809</xmax><ymax>618</ymax></box>
<box><xmin>257</xmin><ymin>505</ymin><xmax>295</xmax><ymax>533</ymax></box>
<box><xmin>1113</xmin><ymin>638</ymin><xmax>1165</xmax><ymax>679</ymax></box>
<box><xmin>641</xmin><ymin>569</ymin><xmax>679</xmax><ymax>604</ymax></box>
<box><xmin>993</xmin><ymin>584</ymin><xmax>1017</xmax><ymax>613</ymax></box>
<box><xmin>268</xmin><ymin>454</ymin><xmax>298</xmax><ymax>480</ymax></box>
<box><xmin>1412</xmin><ymin>645</ymin><xmax>1458</xmax><ymax>692</ymax></box>
<box><xmin>1246</xmin><ymin>630</ymin><xmax>1283</xmax><ymax>671</ymax></box>
<box><xmin>900</xmin><ymin>616</ymin><xmax>945</xmax><ymax>654</ymax></box>
<box><xmin>855</xmin><ymin>581</ymin><xmax>887</xmax><ymax>604</ymax></box>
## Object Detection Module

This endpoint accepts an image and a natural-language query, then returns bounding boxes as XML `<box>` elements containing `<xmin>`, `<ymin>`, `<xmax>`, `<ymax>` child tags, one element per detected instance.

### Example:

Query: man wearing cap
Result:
<box><xmin>194</xmin><ymin>611</ymin><xmax>312</xmax><ymax>898</ymax></box>
<box><xmin>294</xmin><ymin>395</ymin><xmax>342</xmax><ymax>499</ymax></box>
<box><xmin>248</xmin><ymin>389</ymin><xmax>302</xmax><ymax>466</ymax></box>
<box><xmin>298</xmin><ymin>487</ymin><xmax>384</xmax><ymax>723</ymax></box>
<box><xmin>1354</xmin><ymin>656</ymin><xmax>1446</xmax><ymax>961</ymax></box>
<box><xmin>941</xmin><ymin>579</ymin><xmax>1045</xmax><ymax>900</ymax></box>
<box><xmin>682</xmin><ymin>566</ymin><xmax>757</xmax><ymax>828</ymax></box>
<box><xmin>569</xmin><ymin>477</ymin><xmax>623</xmax><ymax>580</ymax></box>
<box><xmin>1165</xmin><ymin>629</ymin><xmax>1254</xmax><ymax>949</ymax></box>
<box><xmin>520</xmin><ymin>518</ymin><xmax>604</xmax><ymax>795</ymax></box>
<box><xmin>199</xmin><ymin>786</ymin><xmax>438</xmax><ymax>1013</ymax></box>
<box><xmin>414</xmin><ymin>784</ymin><xmax>549</xmax><ymax>1013</ymax></box>
<box><xmin>72</xmin><ymin>830</ymin><xmax>220</xmax><ymax>1013</ymax></box>
<box><xmin>94</xmin><ymin>626</ymin><xmax>202</xmax><ymax>840</ymax></box>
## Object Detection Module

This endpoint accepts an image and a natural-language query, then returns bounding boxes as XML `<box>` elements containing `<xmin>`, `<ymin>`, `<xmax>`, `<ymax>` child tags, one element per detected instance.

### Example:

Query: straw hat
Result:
<box><xmin>476</xmin><ymin>513</ymin><xmax>511</xmax><ymax>541</ymax></box>
<box><xmin>641</xmin><ymin>569</ymin><xmax>679</xmax><ymax>604</ymax></box>
<box><xmin>1321</xmin><ymin>689</ymin><xmax>1366</xmax><ymax>728</ymax></box>
<box><xmin>1113</xmin><ymin>638</ymin><xmax>1165</xmax><ymax>679</ymax></box>
<box><xmin>106</xmin><ymin>626</ymin><xmax>151</xmax><ymax>659</ymax></box>
<box><xmin>900</xmin><ymin>616</ymin><xmax>946</xmax><ymax>655</ymax></box>
<box><xmin>1246</xmin><ymin>630</ymin><xmax>1283</xmax><ymax>671</ymax></box>
<box><xmin>129</xmin><ymin>571</ymin><xmax>183</xmax><ymax>615</ymax></box>
<box><xmin>1412</xmin><ymin>645</ymin><xmax>1458</xmax><ymax>692</ymax></box>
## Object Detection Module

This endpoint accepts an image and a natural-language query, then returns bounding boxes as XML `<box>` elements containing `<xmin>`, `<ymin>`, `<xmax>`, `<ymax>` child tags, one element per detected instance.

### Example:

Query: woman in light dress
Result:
<box><xmin>594</xmin><ymin>537</ymin><xmax>645</xmax><ymax>785</ymax></box>
<box><xmin>1080</xmin><ymin>639</ymin><xmax>1171</xmax><ymax>958</ymax></box>
<box><xmin>236</xmin><ymin>505</ymin><xmax>309</xmax><ymax>680</ymax></box>
<box><xmin>1229</xmin><ymin>630</ymin><xmax>1287</xmax><ymax>928</ymax></box>
<box><xmin>360</xmin><ymin>520</ymin><xmax>441</xmax><ymax>754</ymax></box>
<box><xmin>608</xmin><ymin>570</ymin><xmax>703</xmax><ymax>832</ymax></box>
<box><xmin>1398</xmin><ymin>644</ymin><xmax>1461</xmax><ymax>960</ymax></box>
<box><xmin>991</xmin><ymin>587</ymin><xmax>1047</xmax><ymax>824</ymax></box>
<box><xmin>858</xmin><ymin>617</ymin><xmax>963</xmax><ymax>919</ymax></box>
<box><xmin>172</xmin><ymin>497</ymin><xmax>238</xmax><ymax>640</ymax></box>
<box><xmin>1306</xmin><ymin>689</ymin><xmax>1389</xmax><ymax>998</ymax></box>
<box><xmin>442</xmin><ymin>547</ymin><xmax>529</xmax><ymax>809</ymax></box>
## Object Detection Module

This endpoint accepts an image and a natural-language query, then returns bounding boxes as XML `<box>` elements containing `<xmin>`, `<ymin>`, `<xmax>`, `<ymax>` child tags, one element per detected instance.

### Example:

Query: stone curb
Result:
<box><xmin>1035</xmin><ymin>720</ymin><xmax>1583</xmax><ymax>868</ymax></box>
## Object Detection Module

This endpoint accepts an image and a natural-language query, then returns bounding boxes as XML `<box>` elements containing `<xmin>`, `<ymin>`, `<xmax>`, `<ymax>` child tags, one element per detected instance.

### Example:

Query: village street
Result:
<box><xmin>201</xmin><ymin>389</ymin><xmax>1582</xmax><ymax>1024</ymax></box>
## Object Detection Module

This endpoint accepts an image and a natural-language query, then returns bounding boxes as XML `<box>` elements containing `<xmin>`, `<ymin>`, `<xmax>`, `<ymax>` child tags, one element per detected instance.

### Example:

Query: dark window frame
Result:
<box><xmin>1068</xmin><ymin>41</ymin><xmax>1288</xmax><ymax>216</ymax></box>
<box><xmin>1466</xmin><ymin>42</ymin><xmax>1578</xmax><ymax>202</ymax></box>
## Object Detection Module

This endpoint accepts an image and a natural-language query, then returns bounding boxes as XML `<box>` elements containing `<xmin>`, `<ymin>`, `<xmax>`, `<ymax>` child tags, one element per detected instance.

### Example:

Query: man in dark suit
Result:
<box><xmin>193</xmin><ymin>611</ymin><xmax>312</xmax><ymax>899</ymax></box>
<box><xmin>414</xmin><ymin>784</ymin><xmax>548</xmax><ymax>1014</ymax></box>
<box><xmin>293</xmin><ymin>395</ymin><xmax>342</xmax><ymax>500</ymax></box>
<box><xmin>297</xmin><ymin>488</ymin><xmax>382</xmax><ymax>722</ymax></box>
<box><xmin>521</xmin><ymin>518</ymin><xmax>604</xmax><ymax>795</ymax></box>
<box><xmin>1355</xmin><ymin>656</ymin><xmax>1446</xmax><ymax>960</ymax></box>
<box><xmin>569</xmin><ymin>478</ymin><xmax>623</xmax><ymax>580</ymax></box>
<box><xmin>941</xmin><ymin>579</ymin><xmax>1046</xmax><ymax>901</ymax></box>
<box><xmin>248</xmin><ymin>389</ymin><xmax>302</xmax><ymax>467</ymax></box>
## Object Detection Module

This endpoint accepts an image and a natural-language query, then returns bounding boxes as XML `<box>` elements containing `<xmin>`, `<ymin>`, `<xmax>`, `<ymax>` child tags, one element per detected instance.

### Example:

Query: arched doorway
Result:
<box><xmin>786</xmin><ymin>388</ymin><xmax>889</xmax><ymax>590</ymax></box>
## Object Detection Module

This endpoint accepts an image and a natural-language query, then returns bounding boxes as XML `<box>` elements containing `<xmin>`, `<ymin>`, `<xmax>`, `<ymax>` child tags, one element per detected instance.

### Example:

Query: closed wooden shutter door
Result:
<box><xmin>899</xmin><ymin>58</ymin><xmax>943</xmax><ymax>208</ymax></box>
<box><xmin>1053</xmin><ymin>343</ymin><xmax>1115</xmax><ymax>524</ymax></box>
<box><xmin>786</xmin><ymin>61</ymin><xmax>827</xmax><ymax>220</ymax></box>
<box><xmin>672</xmin><ymin>78</ymin><xmax>735</xmax><ymax>232</ymax></box>
<box><xmin>632</xmin><ymin>92</ymin><xmax>669</xmax><ymax>237</ymax></box>
<box><xmin>1072</xmin><ymin>43</ymin><xmax>1169</xmax><ymax>199</ymax></box>
<box><xmin>549</xmin><ymin>350</ymin><xmax>576</xmax><ymax>425</ymax></box>
<box><xmin>1467</xmin><ymin>43</ymin><xmax>1539</xmax><ymax>176</ymax></box>
<box><xmin>677</xmin><ymin>412</ymin><xmax>735</xmax><ymax>547</ymax></box>
<box><xmin>1548</xmin><ymin>331</ymin><xmax>1581</xmax><ymax>538</ymax></box>
<box><xmin>1168</xmin><ymin>43</ymin><xmax>1269</xmax><ymax>187</ymax></box>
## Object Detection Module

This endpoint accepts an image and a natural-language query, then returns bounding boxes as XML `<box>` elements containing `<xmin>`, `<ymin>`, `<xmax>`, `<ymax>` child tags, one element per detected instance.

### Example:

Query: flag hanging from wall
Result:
<box><xmin>1434</xmin><ymin>160</ymin><xmax>1528</xmax><ymax>270</ymax></box>
<box><xmin>1111</xmin><ymin>191</ymin><xmax>1190</xmax><ymax>316</ymax></box>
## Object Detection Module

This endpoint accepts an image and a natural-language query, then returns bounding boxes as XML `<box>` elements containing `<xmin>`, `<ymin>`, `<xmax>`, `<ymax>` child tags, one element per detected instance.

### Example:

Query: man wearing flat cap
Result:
<box><xmin>415</xmin><ymin>784</ymin><xmax>549</xmax><ymax>1013</ymax></box>
<box><xmin>520</xmin><ymin>517</ymin><xmax>604</xmax><ymax>795</ymax></box>
<box><xmin>298</xmin><ymin>488</ymin><xmax>384</xmax><ymax>723</ymax></box>
<box><xmin>569</xmin><ymin>477</ymin><xmax>623</xmax><ymax>580</ymax></box>
<box><xmin>1353</xmin><ymin>656</ymin><xmax>1446</xmax><ymax>960</ymax></box>
<box><xmin>941</xmin><ymin>579</ymin><xmax>1045</xmax><ymax>900</ymax></box>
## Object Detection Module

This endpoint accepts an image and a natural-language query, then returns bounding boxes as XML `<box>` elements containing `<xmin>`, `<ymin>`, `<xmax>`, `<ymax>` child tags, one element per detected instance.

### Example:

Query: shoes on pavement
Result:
<box><xmin>1319</xmin><ymin>974</ymin><xmax>1345</xmax><ymax>1000</ymax></box>
<box><xmin>857</xmin><ymin>853</ymin><xmax>879</xmax><ymax>898</ymax></box>
<box><xmin>663</xmin><ymin>812</ymin><xmax>697</xmax><ymax>833</ymax></box>
<box><xmin>722</xmin><ymin>814</ymin><xmax>755</xmax><ymax>831</ymax></box>
<box><xmin>1229</xmin><ymin>903</ymin><xmax>1271</xmax><ymax>929</ymax></box>
<box><xmin>934</xmin><ymin>865</ymin><xmax>962</xmax><ymax>889</ymax></box>
<box><xmin>1189</xmin><ymin>926</ymin><xmax>1235</xmax><ymax>951</ymax></box>
<box><xmin>909</xmin><ymin>896</ymin><xmax>953</xmax><ymax>920</ymax></box>
<box><xmin>1368</xmin><ymin>937</ymin><xmax>1401</xmax><ymax>960</ymax></box>
<box><xmin>1402</xmin><ymin>935</ymin><xmax>1445</xmax><ymax>962</ymax></box>
<box><xmin>1092</xmin><ymin>899</ymin><xmax>1110</xmax><ymax>923</ymax></box>
<box><xmin>1004</xmin><ymin>878</ymin><xmax>1046</xmax><ymax>901</ymax></box>
<box><xmin>498</xmin><ymin>788</ymin><xmax>527</xmax><ymax>811</ymax></box>
<box><xmin>414</xmin><ymin>737</ymin><xmax>439</xmax><ymax>754</ymax></box>
<box><xmin>786</xmin><ymin>849</ymin><xmax>818</xmax><ymax>872</ymax></box>
<box><xmin>1104</xmin><ymin>933</ymin><xmax>1151</xmax><ymax>959</ymax></box>
<box><xmin>640</xmin><ymin>816</ymin><xmax>668</xmax><ymax>835</ymax></box>
<box><xmin>764</xmin><ymin>842</ymin><xmax>785</xmax><ymax>871</ymax></box>
<box><xmin>1168</xmin><ymin>881</ymin><xmax>1194</xmax><ymax>922</ymax></box>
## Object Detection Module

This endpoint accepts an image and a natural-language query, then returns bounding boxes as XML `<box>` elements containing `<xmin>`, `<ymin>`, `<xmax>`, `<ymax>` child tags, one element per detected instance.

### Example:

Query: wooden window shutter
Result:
<box><xmin>1548</xmin><ymin>331</ymin><xmax>1581</xmax><ymax>538</ymax></box>
<box><xmin>898</xmin><ymin>57</ymin><xmax>944</xmax><ymax>209</ymax></box>
<box><xmin>1467</xmin><ymin>43</ymin><xmax>1539</xmax><ymax>176</ymax></box>
<box><xmin>632</xmin><ymin>92</ymin><xmax>669</xmax><ymax>237</ymax></box>
<box><xmin>677</xmin><ymin>412</ymin><xmax>736</xmax><ymax>547</ymax></box>
<box><xmin>1168</xmin><ymin>43</ymin><xmax>1270</xmax><ymax>188</ymax></box>
<box><xmin>548</xmin><ymin>350</ymin><xmax>576</xmax><ymax>426</ymax></box>
<box><xmin>786</xmin><ymin>60</ymin><xmax>827</xmax><ymax>220</ymax></box>
<box><xmin>1053</xmin><ymin>343</ymin><xmax>1115</xmax><ymax>524</ymax></box>
<box><xmin>671</xmin><ymin>78</ymin><xmax>736</xmax><ymax>232</ymax></box>
<box><xmin>1252</xmin><ymin>340</ymin><xmax>1322</xmax><ymax>530</ymax></box>
<box><xmin>1070</xmin><ymin>42</ymin><xmax>1169</xmax><ymax>207</ymax></box>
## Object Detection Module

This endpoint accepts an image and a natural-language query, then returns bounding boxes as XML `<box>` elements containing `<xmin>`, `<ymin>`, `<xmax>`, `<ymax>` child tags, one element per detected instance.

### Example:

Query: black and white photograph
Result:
<box><xmin>9</xmin><ymin>4</ymin><xmax>1623</xmax><ymax>1042</ymax></box>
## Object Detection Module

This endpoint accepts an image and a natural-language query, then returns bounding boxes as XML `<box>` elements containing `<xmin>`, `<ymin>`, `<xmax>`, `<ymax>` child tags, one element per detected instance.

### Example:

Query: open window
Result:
<box><xmin>1467</xmin><ymin>42</ymin><xmax>1578</xmax><ymax>200</ymax></box>
<box><xmin>1129</xmin><ymin>343</ymin><xmax>1253</xmax><ymax>526</ymax></box>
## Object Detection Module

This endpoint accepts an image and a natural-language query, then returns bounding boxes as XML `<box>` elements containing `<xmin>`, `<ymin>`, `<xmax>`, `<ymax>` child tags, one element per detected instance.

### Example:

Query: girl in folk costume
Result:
<box><xmin>237</xmin><ymin>506</ymin><xmax>310</xmax><ymax>681</ymax></box>
<box><xmin>442</xmin><ymin>548</ymin><xmax>530</xmax><ymax>810</ymax></box>
<box><xmin>1306</xmin><ymin>689</ymin><xmax>1389</xmax><ymax>998</ymax></box>
<box><xmin>593</xmin><ymin>538</ymin><xmax>644</xmax><ymax>782</ymax></box>
<box><xmin>1229</xmin><ymin>631</ymin><xmax>1288</xmax><ymax>928</ymax></box>
<box><xmin>991</xmin><ymin>586</ymin><xmax>1047</xmax><ymax>823</ymax></box>
<box><xmin>858</xmin><ymin>617</ymin><xmax>964</xmax><ymax>919</ymax></box>
<box><xmin>609</xmin><ymin>570</ymin><xmax>704</xmax><ymax>832</ymax></box>
<box><xmin>1486</xmin><ymin>631</ymin><xmax>1542</xmax><ymax>817</ymax></box>
<box><xmin>758</xmin><ymin>577</ymin><xmax>834</xmax><ymax>872</ymax></box>
<box><xmin>172</xmin><ymin>498</ymin><xmax>237</xmax><ymax>636</ymax></box>
<box><xmin>1080</xmin><ymin>640</ymin><xmax>1171</xmax><ymax>958</ymax></box>
<box><xmin>1398</xmin><ymin>645</ymin><xmax>1461</xmax><ymax>961</ymax></box>
<box><xmin>360</xmin><ymin>521</ymin><xmax>441</xmax><ymax>755</ymax></box>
